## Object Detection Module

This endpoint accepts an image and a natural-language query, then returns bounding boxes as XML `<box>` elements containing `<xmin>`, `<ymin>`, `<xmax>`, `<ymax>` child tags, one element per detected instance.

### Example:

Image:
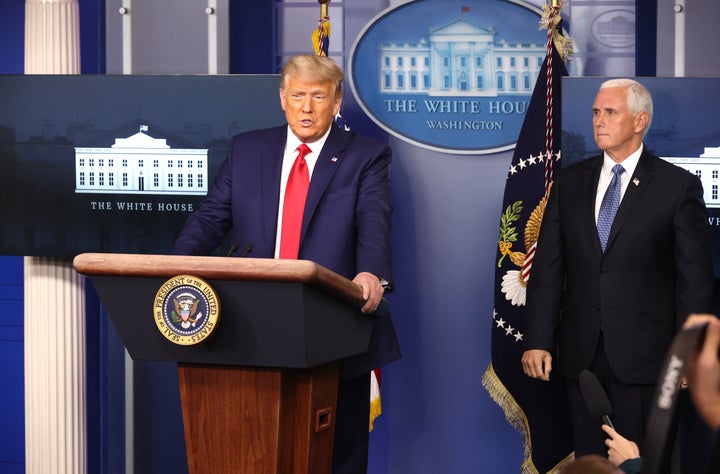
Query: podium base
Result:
<box><xmin>178</xmin><ymin>362</ymin><xmax>339</xmax><ymax>474</ymax></box>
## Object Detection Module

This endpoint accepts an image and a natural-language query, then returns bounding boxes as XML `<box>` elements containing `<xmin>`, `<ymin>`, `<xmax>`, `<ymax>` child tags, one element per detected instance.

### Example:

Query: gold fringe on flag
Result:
<box><xmin>481</xmin><ymin>364</ymin><xmax>574</xmax><ymax>473</ymax></box>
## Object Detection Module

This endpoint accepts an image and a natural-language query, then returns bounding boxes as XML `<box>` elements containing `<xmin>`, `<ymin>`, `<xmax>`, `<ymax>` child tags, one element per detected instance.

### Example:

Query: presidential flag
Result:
<box><xmin>481</xmin><ymin>3</ymin><xmax>574</xmax><ymax>472</ymax></box>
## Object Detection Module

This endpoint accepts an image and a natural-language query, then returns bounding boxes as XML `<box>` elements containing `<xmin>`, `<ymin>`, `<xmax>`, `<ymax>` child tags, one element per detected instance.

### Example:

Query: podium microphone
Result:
<box><xmin>579</xmin><ymin>369</ymin><xmax>614</xmax><ymax>429</ymax></box>
<box><xmin>226</xmin><ymin>244</ymin><xmax>253</xmax><ymax>257</ymax></box>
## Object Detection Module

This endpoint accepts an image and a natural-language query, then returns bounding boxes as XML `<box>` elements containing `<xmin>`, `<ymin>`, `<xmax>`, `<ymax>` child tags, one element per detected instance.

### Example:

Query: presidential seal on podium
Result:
<box><xmin>154</xmin><ymin>274</ymin><xmax>220</xmax><ymax>345</ymax></box>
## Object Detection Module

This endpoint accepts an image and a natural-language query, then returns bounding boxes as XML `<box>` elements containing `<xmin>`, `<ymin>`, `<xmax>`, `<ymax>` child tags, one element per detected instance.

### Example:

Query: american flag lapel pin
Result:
<box><xmin>633</xmin><ymin>177</ymin><xmax>640</xmax><ymax>186</ymax></box>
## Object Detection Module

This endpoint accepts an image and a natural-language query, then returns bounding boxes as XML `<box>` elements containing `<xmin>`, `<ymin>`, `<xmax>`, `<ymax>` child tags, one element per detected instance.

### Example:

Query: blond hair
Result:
<box><xmin>280</xmin><ymin>54</ymin><xmax>344</xmax><ymax>99</ymax></box>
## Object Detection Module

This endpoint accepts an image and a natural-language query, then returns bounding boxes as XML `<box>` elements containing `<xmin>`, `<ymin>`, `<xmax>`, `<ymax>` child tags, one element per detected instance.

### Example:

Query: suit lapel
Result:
<box><xmin>605</xmin><ymin>150</ymin><xmax>654</xmax><ymax>252</ymax></box>
<box><xmin>301</xmin><ymin>125</ymin><xmax>347</xmax><ymax>241</ymax></box>
<box><xmin>583</xmin><ymin>157</ymin><xmax>603</xmax><ymax>253</ymax></box>
<box><xmin>261</xmin><ymin>128</ymin><xmax>287</xmax><ymax>248</ymax></box>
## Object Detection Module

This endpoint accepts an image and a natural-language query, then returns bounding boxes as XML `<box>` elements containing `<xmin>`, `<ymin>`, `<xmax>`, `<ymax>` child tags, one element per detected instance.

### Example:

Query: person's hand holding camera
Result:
<box><xmin>683</xmin><ymin>313</ymin><xmax>720</xmax><ymax>431</ymax></box>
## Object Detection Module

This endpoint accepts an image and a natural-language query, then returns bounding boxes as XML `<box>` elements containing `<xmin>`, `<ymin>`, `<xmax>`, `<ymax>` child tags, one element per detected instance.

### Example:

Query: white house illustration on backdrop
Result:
<box><xmin>663</xmin><ymin>146</ymin><xmax>720</xmax><ymax>209</ymax></box>
<box><xmin>378</xmin><ymin>20</ymin><xmax>545</xmax><ymax>97</ymax></box>
<box><xmin>74</xmin><ymin>126</ymin><xmax>208</xmax><ymax>195</ymax></box>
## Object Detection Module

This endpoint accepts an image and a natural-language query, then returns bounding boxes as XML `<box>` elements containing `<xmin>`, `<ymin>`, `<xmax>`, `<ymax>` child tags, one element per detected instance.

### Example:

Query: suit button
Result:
<box><xmin>600</xmin><ymin>267</ymin><xmax>608</xmax><ymax>274</ymax></box>
<box><xmin>595</xmin><ymin>305</ymin><xmax>601</xmax><ymax>311</ymax></box>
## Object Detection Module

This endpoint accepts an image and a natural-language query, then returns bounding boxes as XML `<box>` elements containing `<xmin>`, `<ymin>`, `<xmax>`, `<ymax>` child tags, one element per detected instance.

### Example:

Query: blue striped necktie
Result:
<box><xmin>597</xmin><ymin>164</ymin><xmax>624</xmax><ymax>252</ymax></box>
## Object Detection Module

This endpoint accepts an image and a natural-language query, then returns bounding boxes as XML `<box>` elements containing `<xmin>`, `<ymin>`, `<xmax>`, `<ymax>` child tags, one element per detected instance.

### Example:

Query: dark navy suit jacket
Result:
<box><xmin>525</xmin><ymin>148</ymin><xmax>714</xmax><ymax>383</ymax></box>
<box><xmin>173</xmin><ymin>123</ymin><xmax>400</xmax><ymax>378</ymax></box>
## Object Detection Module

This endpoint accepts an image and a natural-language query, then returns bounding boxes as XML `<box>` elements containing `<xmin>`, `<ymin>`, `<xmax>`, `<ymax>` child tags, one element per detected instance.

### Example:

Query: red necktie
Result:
<box><xmin>279</xmin><ymin>144</ymin><xmax>311</xmax><ymax>259</ymax></box>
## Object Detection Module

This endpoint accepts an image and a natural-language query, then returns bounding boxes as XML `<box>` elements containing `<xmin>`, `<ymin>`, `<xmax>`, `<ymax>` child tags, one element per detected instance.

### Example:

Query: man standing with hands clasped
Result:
<box><xmin>173</xmin><ymin>54</ymin><xmax>400</xmax><ymax>473</ymax></box>
<box><xmin>521</xmin><ymin>78</ymin><xmax>714</xmax><ymax>464</ymax></box>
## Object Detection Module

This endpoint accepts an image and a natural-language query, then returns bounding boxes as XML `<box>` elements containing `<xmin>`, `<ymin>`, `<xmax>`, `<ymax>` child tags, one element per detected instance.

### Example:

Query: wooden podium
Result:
<box><xmin>73</xmin><ymin>253</ymin><xmax>371</xmax><ymax>474</ymax></box>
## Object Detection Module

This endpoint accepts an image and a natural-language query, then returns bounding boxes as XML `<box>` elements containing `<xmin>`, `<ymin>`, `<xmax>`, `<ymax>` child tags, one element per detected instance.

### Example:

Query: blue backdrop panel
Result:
<box><xmin>0</xmin><ymin>256</ymin><xmax>24</xmax><ymax>471</ymax></box>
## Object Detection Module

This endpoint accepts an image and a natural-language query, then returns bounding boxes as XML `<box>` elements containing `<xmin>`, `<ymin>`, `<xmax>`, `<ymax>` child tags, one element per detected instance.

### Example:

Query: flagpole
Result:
<box><xmin>319</xmin><ymin>0</ymin><xmax>329</xmax><ymax>17</ymax></box>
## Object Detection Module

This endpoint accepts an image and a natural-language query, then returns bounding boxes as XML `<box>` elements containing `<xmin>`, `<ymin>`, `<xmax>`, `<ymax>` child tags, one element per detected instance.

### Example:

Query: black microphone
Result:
<box><xmin>240</xmin><ymin>244</ymin><xmax>253</xmax><ymax>257</ymax></box>
<box><xmin>579</xmin><ymin>369</ymin><xmax>615</xmax><ymax>429</ymax></box>
<box><xmin>226</xmin><ymin>243</ymin><xmax>239</xmax><ymax>257</ymax></box>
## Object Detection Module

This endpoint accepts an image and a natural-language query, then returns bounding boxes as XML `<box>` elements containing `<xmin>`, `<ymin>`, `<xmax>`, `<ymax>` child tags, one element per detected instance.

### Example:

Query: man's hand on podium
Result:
<box><xmin>353</xmin><ymin>272</ymin><xmax>385</xmax><ymax>315</ymax></box>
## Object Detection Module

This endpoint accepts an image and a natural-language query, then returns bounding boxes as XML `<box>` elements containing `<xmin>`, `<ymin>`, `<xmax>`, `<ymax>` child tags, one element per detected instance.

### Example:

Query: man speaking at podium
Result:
<box><xmin>173</xmin><ymin>54</ymin><xmax>400</xmax><ymax>473</ymax></box>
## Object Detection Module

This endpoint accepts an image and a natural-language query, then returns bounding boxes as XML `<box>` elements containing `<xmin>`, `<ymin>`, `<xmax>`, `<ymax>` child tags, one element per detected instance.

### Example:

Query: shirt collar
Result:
<box><xmin>285</xmin><ymin>125</ymin><xmax>333</xmax><ymax>156</ymax></box>
<box><xmin>603</xmin><ymin>143</ymin><xmax>643</xmax><ymax>178</ymax></box>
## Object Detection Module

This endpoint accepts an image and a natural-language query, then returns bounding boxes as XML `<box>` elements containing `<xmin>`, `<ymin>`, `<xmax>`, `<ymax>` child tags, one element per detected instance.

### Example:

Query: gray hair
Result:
<box><xmin>599</xmin><ymin>78</ymin><xmax>653</xmax><ymax>136</ymax></box>
<box><xmin>280</xmin><ymin>54</ymin><xmax>344</xmax><ymax>99</ymax></box>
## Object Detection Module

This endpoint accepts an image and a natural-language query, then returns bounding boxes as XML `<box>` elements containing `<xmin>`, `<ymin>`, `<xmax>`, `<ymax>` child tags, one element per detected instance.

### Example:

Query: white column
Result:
<box><xmin>23</xmin><ymin>1</ymin><xmax>86</xmax><ymax>473</ymax></box>
<box><xmin>24</xmin><ymin>0</ymin><xmax>80</xmax><ymax>74</ymax></box>
<box><xmin>24</xmin><ymin>258</ymin><xmax>86</xmax><ymax>474</ymax></box>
